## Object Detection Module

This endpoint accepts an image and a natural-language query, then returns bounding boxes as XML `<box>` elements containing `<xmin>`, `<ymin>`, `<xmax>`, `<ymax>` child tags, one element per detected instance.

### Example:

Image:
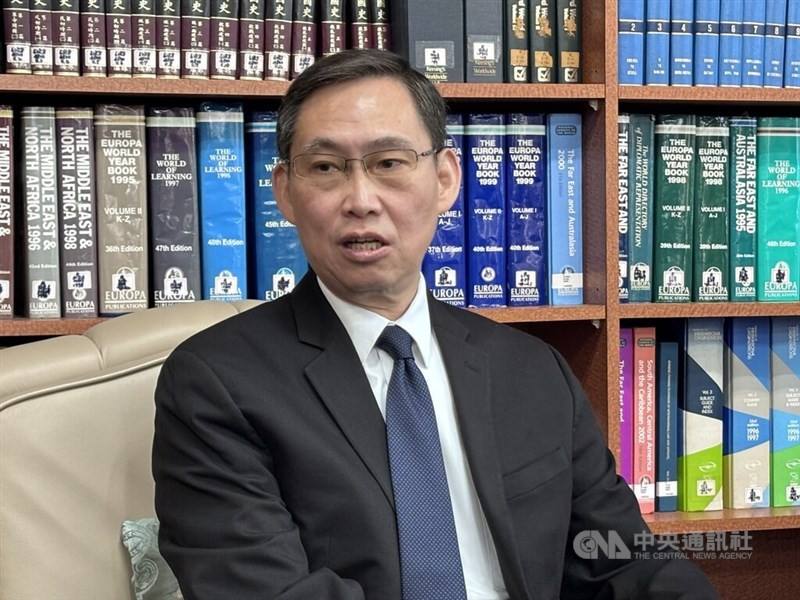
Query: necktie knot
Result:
<box><xmin>377</xmin><ymin>325</ymin><xmax>415</xmax><ymax>361</ymax></box>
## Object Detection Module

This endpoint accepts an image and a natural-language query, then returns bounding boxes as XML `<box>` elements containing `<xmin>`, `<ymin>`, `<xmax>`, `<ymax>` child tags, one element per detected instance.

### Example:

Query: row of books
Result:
<box><xmin>619</xmin><ymin>0</ymin><xmax>800</xmax><ymax>87</ymax></box>
<box><xmin>621</xmin><ymin>317</ymin><xmax>800</xmax><ymax>513</ymax></box>
<box><xmin>618</xmin><ymin>113</ymin><xmax>800</xmax><ymax>304</ymax></box>
<box><xmin>392</xmin><ymin>0</ymin><xmax>582</xmax><ymax>84</ymax></box>
<box><xmin>1</xmin><ymin>0</ymin><xmax>390</xmax><ymax>80</ymax></box>
<box><xmin>0</xmin><ymin>103</ymin><xmax>309</xmax><ymax>319</ymax></box>
<box><xmin>0</xmin><ymin>106</ymin><xmax>584</xmax><ymax>317</ymax></box>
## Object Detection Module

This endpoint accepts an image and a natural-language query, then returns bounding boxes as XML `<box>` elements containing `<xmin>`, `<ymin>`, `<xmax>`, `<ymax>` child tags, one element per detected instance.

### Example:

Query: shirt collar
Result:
<box><xmin>317</xmin><ymin>274</ymin><xmax>433</xmax><ymax>368</ymax></box>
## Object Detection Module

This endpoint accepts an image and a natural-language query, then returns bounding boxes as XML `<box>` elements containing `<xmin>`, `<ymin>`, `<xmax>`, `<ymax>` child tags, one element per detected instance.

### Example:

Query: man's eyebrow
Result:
<box><xmin>299</xmin><ymin>136</ymin><xmax>416</xmax><ymax>154</ymax></box>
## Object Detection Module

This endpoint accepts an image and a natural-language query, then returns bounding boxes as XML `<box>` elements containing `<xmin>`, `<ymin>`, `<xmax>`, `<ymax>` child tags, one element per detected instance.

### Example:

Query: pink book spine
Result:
<box><xmin>619</xmin><ymin>327</ymin><xmax>634</xmax><ymax>487</ymax></box>
<box><xmin>633</xmin><ymin>326</ymin><xmax>656</xmax><ymax>514</ymax></box>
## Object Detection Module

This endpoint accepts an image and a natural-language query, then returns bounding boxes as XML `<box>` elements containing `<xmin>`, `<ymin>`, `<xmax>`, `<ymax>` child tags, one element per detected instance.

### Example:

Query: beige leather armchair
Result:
<box><xmin>0</xmin><ymin>300</ymin><xmax>260</xmax><ymax>600</ymax></box>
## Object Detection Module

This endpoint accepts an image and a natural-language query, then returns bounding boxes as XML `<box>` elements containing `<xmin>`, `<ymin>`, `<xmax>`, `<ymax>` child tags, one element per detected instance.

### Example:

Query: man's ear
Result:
<box><xmin>435</xmin><ymin>147</ymin><xmax>461</xmax><ymax>214</ymax></box>
<box><xmin>273</xmin><ymin>161</ymin><xmax>296</xmax><ymax>224</ymax></box>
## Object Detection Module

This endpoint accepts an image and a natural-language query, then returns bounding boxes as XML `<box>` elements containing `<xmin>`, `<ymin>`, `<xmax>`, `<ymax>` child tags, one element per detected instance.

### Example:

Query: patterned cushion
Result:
<box><xmin>121</xmin><ymin>518</ymin><xmax>183</xmax><ymax>600</ymax></box>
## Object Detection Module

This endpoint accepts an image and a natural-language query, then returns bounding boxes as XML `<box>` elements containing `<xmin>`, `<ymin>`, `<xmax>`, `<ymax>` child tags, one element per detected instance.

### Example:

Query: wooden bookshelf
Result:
<box><xmin>619</xmin><ymin>302</ymin><xmax>800</xmax><ymax>320</ymax></box>
<box><xmin>645</xmin><ymin>507</ymin><xmax>800</xmax><ymax>535</ymax></box>
<box><xmin>619</xmin><ymin>85</ymin><xmax>800</xmax><ymax>105</ymax></box>
<box><xmin>0</xmin><ymin>318</ymin><xmax>105</xmax><ymax>336</ymax></box>
<box><xmin>472</xmin><ymin>305</ymin><xmax>605</xmax><ymax>324</ymax></box>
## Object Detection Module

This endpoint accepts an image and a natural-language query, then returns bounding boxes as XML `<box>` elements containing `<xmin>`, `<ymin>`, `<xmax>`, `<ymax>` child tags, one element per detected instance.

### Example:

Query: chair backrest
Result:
<box><xmin>0</xmin><ymin>300</ymin><xmax>261</xmax><ymax>600</ymax></box>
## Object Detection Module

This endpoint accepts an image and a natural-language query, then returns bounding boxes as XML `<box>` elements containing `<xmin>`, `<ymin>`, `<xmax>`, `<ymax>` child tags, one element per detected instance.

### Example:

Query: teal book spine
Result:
<box><xmin>629</xmin><ymin>113</ymin><xmax>655</xmax><ymax>303</ymax></box>
<box><xmin>693</xmin><ymin>115</ymin><xmax>730</xmax><ymax>302</ymax></box>
<box><xmin>729</xmin><ymin>117</ymin><xmax>758</xmax><ymax>301</ymax></box>
<box><xmin>756</xmin><ymin>117</ymin><xmax>800</xmax><ymax>301</ymax></box>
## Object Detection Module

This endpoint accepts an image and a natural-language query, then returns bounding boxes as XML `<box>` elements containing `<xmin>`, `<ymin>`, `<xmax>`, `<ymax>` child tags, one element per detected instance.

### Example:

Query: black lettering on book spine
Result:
<box><xmin>210</xmin><ymin>0</ymin><xmax>239</xmax><ymax>79</ymax></box>
<box><xmin>53</xmin><ymin>0</ymin><xmax>80</xmax><ymax>75</ymax></box>
<box><xmin>156</xmin><ymin>0</ymin><xmax>181</xmax><ymax>77</ymax></box>
<box><xmin>106</xmin><ymin>0</ymin><xmax>133</xmax><ymax>76</ymax></box>
<box><xmin>181</xmin><ymin>0</ymin><xmax>209</xmax><ymax>77</ymax></box>
<box><xmin>81</xmin><ymin>0</ymin><xmax>108</xmax><ymax>75</ymax></box>
<box><xmin>3</xmin><ymin>0</ymin><xmax>32</xmax><ymax>73</ymax></box>
<box><xmin>238</xmin><ymin>0</ymin><xmax>264</xmax><ymax>79</ymax></box>
<box><xmin>31</xmin><ymin>0</ymin><xmax>54</xmax><ymax>74</ymax></box>
<box><xmin>132</xmin><ymin>0</ymin><xmax>157</xmax><ymax>77</ymax></box>
<box><xmin>264</xmin><ymin>0</ymin><xmax>292</xmax><ymax>80</ymax></box>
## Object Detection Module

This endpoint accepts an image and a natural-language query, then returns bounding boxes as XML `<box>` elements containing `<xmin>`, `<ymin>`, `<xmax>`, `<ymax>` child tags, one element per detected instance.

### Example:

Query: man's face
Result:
<box><xmin>273</xmin><ymin>76</ymin><xmax>460</xmax><ymax>318</ymax></box>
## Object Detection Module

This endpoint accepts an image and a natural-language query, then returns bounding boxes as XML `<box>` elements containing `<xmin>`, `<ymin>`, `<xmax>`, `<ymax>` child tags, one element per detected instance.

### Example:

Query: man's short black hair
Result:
<box><xmin>276</xmin><ymin>49</ymin><xmax>447</xmax><ymax>160</ymax></box>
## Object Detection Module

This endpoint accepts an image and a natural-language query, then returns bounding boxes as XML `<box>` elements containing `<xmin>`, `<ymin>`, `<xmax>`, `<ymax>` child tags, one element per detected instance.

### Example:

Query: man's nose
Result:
<box><xmin>341</xmin><ymin>161</ymin><xmax>382</xmax><ymax>216</ymax></box>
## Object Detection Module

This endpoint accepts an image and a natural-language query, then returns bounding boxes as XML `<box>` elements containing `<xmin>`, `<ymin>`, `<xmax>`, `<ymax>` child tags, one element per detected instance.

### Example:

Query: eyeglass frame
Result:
<box><xmin>282</xmin><ymin>147</ymin><xmax>442</xmax><ymax>184</ymax></box>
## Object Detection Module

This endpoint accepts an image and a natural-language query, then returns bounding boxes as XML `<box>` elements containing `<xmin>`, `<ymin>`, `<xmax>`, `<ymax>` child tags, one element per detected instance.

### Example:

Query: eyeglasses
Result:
<box><xmin>286</xmin><ymin>147</ymin><xmax>440</xmax><ymax>188</ymax></box>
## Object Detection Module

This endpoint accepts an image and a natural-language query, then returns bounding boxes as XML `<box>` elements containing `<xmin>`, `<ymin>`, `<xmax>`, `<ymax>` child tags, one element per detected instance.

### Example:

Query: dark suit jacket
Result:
<box><xmin>153</xmin><ymin>274</ymin><xmax>718</xmax><ymax>600</ymax></box>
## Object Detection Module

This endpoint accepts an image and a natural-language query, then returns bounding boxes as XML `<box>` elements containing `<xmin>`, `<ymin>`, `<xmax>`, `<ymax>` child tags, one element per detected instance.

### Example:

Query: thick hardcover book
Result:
<box><xmin>504</xmin><ymin>0</ymin><xmax>529</xmax><ymax>82</ymax></box>
<box><xmin>719</xmin><ymin>0</ymin><xmax>744</xmax><ymax>86</ymax></box>
<box><xmin>132</xmin><ymin>0</ymin><xmax>157</xmax><ymax>77</ymax></box>
<box><xmin>465</xmin><ymin>0</ymin><xmax>503</xmax><ymax>83</ymax></box>
<box><xmin>238</xmin><ymin>0</ymin><xmax>264</xmax><ymax>78</ymax></box>
<box><xmin>556</xmin><ymin>0</ymin><xmax>580</xmax><ymax>82</ymax></box>
<box><xmin>265</xmin><ymin>0</ymin><xmax>292</xmax><ymax>80</ymax></box>
<box><xmin>246</xmin><ymin>112</ymin><xmax>307</xmax><ymax>301</ymax></box>
<box><xmin>290</xmin><ymin>0</ymin><xmax>315</xmax><ymax>78</ymax></box>
<box><xmin>147</xmin><ymin>107</ymin><xmax>201</xmax><ymax>307</ymax></box>
<box><xmin>619</xmin><ymin>328</ymin><xmax>634</xmax><ymax>486</ymax></box>
<box><xmin>465</xmin><ymin>114</ymin><xmax>506</xmax><ymax>307</ymax></box>
<box><xmin>693</xmin><ymin>0</ymin><xmax>721</xmax><ymax>86</ymax></box>
<box><xmin>653</xmin><ymin>114</ymin><xmax>695</xmax><ymax>302</ymax></box>
<box><xmin>369</xmin><ymin>0</ymin><xmax>390</xmax><ymax>50</ymax></box>
<box><xmin>680</xmin><ymin>318</ymin><xmax>725</xmax><ymax>512</ymax></box>
<box><xmin>729</xmin><ymin>117</ymin><xmax>757</xmax><ymax>301</ymax></box>
<box><xmin>618</xmin><ymin>0</ymin><xmax>644</xmax><ymax>85</ymax></box>
<box><xmin>742</xmin><ymin>0</ymin><xmax>766</xmax><ymax>86</ymax></box>
<box><xmin>94</xmin><ymin>105</ymin><xmax>149</xmax><ymax>315</ymax></box>
<box><xmin>656</xmin><ymin>340</ymin><xmax>679</xmax><ymax>512</ymax></box>
<box><xmin>321</xmin><ymin>0</ymin><xmax>343</xmax><ymax>56</ymax></box>
<box><xmin>21</xmin><ymin>106</ymin><xmax>60</xmax><ymax>318</ymax></box>
<box><xmin>349</xmin><ymin>0</ymin><xmax>369</xmax><ymax>49</ymax></box>
<box><xmin>390</xmin><ymin>0</ymin><xmax>464</xmax><ymax>83</ymax></box>
<box><xmin>764</xmin><ymin>0</ymin><xmax>787</xmax><ymax>87</ymax></box>
<box><xmin>181</xmin><ymin>0</ymin><xmax>210</xmax><ymax>78</ymax></box>
<box><xmin>30</xmin><ymin>0</ymin><xmax>54</xmax><ymax>74</ymax></box>
<box><xmin>693</xmin><ymin>115</ymin><xmax>730</xmax><ymax>302</ymax></box>
<box><xmin>156</xmin><ymin>0</ymin><xmax>181</xmax><ymax>78</ymax></box>
<box><xmin>56</xmin><ymin>108</ymin><xmax>99</xmax><ymax>318</ymax></box>
<box><xmin>530</xmin><ymin>0</ymin><xmax>555</xmax><ymax>82</ymax></box>
<box><xmin>771</xmin><ymin>317</ymin><xmax>800</xmax><ymax>507</ymax></box>
<box><xmin>645</xmin><ymin>0</ymin><xmax>670</xmax><ymax>85</ymax></box>
<box><xmin>669</xmin><ymin>0</ymin><xmax>694</xmax><ymax>85</ymax></box>
<box><xmin>209</xmin><ymin>0</ymin><xmax>238</xmax><ymax>79</ymax></box>
<box><xmin>423</xmin><ymin>113</ymin><xmax>466</xmax><ymax>307</ymax></box>
<box><xmin>629</xmin><ymin>113</ymin><xmax>655</xmax><ymax>303</ymax></box>
<box><xmin>52</xmin><ymin>0</ymin><xmax>80</xmax><ymax>75</ymax></box>
<box><xmin>106</xmin><ymin>0</ymin><xmax>133</xmax><ymax>76</ymax></box>
<box><xmin>547</xmin><ymin>113</ymin><xmax>583</xmax><ymax>304</ymax></box>
<box><xmin>3</xmin><ymin>0</ymin><xmax>32</xmax><ymax>73</ymax></box>
<box><xmin>81</xmin><ymin>0</ymin><xmax>107</xmax><ymax>75</ymax></box>
<box><xmin>724</xmin><ymin>318</ymin><xmax>771</xmax><ymax>509</ymax></box>
<box><xmin>633</xmin><ymin>326</ymin><xmax>656</xmax><ymax>514</ymax></box>
<box><xmin>618</xmin><ymin>114</ymin><xmax>630</xmax><ymax>303</ymax></box>
<box><xmin>0</xmin><ymin>107</ymin><xmax>13</xmax><ymax>318</ymax></box>
<box><xmin>786</xmin><ymin>0</ymin><xmax>800</xmax><ymax>86</ymax></box>
<box><xmin>756</xmin><ymin>117</ymin><xmax>800</xmax><ymax>301</ymax></box>
<box><xmin>506</xmin><ymin>113</ymin><xmax>547</xmax><ymax>306</ymax></box>
<box><xmin>196</xmin><ymin>103</ymin><xmax>247</xmax><ymax>302</ymax></box>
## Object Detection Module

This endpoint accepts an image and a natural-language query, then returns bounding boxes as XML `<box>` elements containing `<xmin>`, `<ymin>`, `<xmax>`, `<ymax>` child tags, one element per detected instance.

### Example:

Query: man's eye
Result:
<box><xmin>374</xmin><ymin>157</ymin><xmax>409</xmax><ymax>171</ymax></box>
<box><xmin>310</xmin><ymin>160</ymin><xmax>342</xmax><ymax>174</ymax></box>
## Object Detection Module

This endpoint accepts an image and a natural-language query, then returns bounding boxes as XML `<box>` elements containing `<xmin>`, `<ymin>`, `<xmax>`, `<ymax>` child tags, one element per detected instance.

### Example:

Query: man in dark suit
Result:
<box><xmin>153</xmin><ymin>49</ymin><xmax>718</xmax><ymax>599</ymax></box>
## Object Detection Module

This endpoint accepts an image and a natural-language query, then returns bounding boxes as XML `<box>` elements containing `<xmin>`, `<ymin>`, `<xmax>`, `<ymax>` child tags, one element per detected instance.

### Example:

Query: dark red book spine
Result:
<box><xmin>4</xmin><ymin>0</ymin><xmax>32</xmax><ymax>73</ymax></box>
<box><xmin>53</xmin><ymin>0</ymin><xmax>80</xmax><ymax>74</ymax></box>
<box><xmin>106</xmin><ymin>0</ymin><xmax>133</xmax><ymax>76</ymax></box>
<box><xmin>320</xmin><ymin>0</ymin><xmax>342</xmax><ymax>56</ymax></box>
<box><xmin>81</xmin><ymin>0</ymin><xmax>107</xmax><ymax>75</ymax></box>
<box><xmin>238</xmin><ymin>0</ymin><xmax>264</xmax><ymax>78</ymax></box>
<box><xmin>31</xmin><ymin>0</ymin><xmax>54</xmax><ymax>73</ymax></box>
<box><xmin>132</xmin><ymin>0</ymin><xmax>157</xmax><ymax>76</ymax></box>
<box><xmin>290</xmin><ymin>0</ymin><xmax>314</xmax><ymax>78</ymax></box>
<box><xmin>264</xmin><ymin>0</ymin><xmax>291</xmax><ymax>80</ymax></box>
<box><xmin>348</xmin><ymin>0</ymin><xmax>368</xmax><ymax>49</ymax></box>
<box><xmin>368</xmin><ymin>0</ymin><xmax>388</xmax><ymax>50</ymax></box>
<box><xmin>156</xmin><ymin>0</ymin><xmax>180</xmax><ymax>77</ymax></box>
<box><xmin>209</xmin><ymin>0</ymin><xmax>238</xmax><ymax>78</ymax></box>
<box><xmin>0</xmin><ymin>106</ymin><xmax>13</xmax><ymax>319</ymax></box>
<box><xmin>181</xmin><ymin>0</ymin><xmax>209</xmax><ymax>78</ymax></box>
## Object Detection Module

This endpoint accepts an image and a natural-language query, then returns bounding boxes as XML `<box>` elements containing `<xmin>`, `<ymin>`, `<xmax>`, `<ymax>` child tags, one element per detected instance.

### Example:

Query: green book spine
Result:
<box><xmin>654</xmin><ymin>114</ymin><xmax>696</xmax><ymax>302</ymax></box>
<box><xmin>693</xmin><ymin>116</ymin><xmax>730</xmax><ymax>302</ymax></box>
<box><xmin>756</xmin><ymin>117</ymin><xmax>800</xmax><ymax>301</ymax></box>
<box><xmin>729</xmin><ymin>117</ymin><xmax>758</xmax><ymax>302</ymax></box>
<box><xmin>629</xmin><ymin>113</ymin><xmax>655</xmax><ymax>303</ymax></box>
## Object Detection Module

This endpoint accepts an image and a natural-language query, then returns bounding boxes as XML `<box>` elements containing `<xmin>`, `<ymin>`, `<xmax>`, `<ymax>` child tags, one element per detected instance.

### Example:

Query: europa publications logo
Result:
<box><xmin>572</xmin><ymin>530</ymin><xmax>753</xmax><ymax>561</ymax></box>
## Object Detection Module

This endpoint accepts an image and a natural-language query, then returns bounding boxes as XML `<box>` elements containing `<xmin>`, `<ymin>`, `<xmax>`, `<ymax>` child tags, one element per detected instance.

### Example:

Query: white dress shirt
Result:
<box><xmin>318</xmin><ymin>275</ymin><xmax>509</xmax><ymax>600</ymax></box>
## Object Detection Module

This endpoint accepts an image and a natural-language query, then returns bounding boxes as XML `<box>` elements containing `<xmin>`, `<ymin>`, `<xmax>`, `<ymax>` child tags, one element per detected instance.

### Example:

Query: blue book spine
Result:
<box><xmin>547</xmin><ymin>113</ymin><xmax>583</xmax><ymax>305</ymax></box>
<box><xmin>694</xmin><ymin>0</ymin><xmax>722</xmax><ymax>85</ymax></box>
<box><xmin>670</xmin><ymin>0</ymin><xmax>695</xmax><ymax>85</ymax></box>
<box><xmin>785</xmin><ymin>0</ymin><xmax>800</xmax><ymax>86</ymax></box>
<box><xmin>657</xmin><ymin>341</ymin><xmax>679</xmax><ymax>512</ymax></box>
<box><xmin>506</xmin><ymin>113</ymin><xmax>547</xmax><ymax>306</ymax></box>
<box><xmin>618</xmin><ymin>114</ymin><xmax>630</xmax><ymax>303</ymax></box>
<box><xmin>246</xmin><ymin>112</ymin><xmax>307</xmax><ymax>302</ymax></box>
<box><xmin>465</xmin><ymin>114</ymin><xmax>506</xmax><ymax>307</ymax></box>
<box><xmin>719</xmin><ymin>0</ymin><xmax>745</xmax><ymax>86</ymax></box>
<box><xmin>764</xmin><ymin>0</ymin><xmax>788</xmax><ymax>86</ymax></box>
<box><xmin>197</xmin><ymin>103</ymin><xmax>247</xmax><ymax>302</ymax></box>
<box><xmin>645</xmin><ymin>0</ymin><xmax>671</xmax><ymax>85</ymax></box>
<box><xmin>619</xmin><ymin>0</ymin><xmax>646</xmax><ymax>84</ymax></box>
<box><xmin>424</xmin><ymin>113</ymin><xmax>467</xmax><ymax>307</ymax></box>
<box><xmin>742</xmin><ymin>0</ymin><xmax>767</xmax><ymax>86</ymax></box>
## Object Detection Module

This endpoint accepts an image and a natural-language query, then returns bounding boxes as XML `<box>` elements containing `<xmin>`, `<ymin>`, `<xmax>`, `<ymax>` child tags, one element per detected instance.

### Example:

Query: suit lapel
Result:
<box><xmin>430</xmin><ymin>299</ymin><xmax>530</xmax><ymax>600</ymax></box>
<box><xmin>290</xmin><ymin>274</ymin><xmax>395</xmax><ymax>509</ymax></box>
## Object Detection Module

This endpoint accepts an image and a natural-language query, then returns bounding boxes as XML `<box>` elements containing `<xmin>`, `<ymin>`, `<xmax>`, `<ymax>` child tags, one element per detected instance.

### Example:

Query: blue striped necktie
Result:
<box><xmin>377</xmin><ymin>325</ymin><xmax>468</xmax><ymax>600</ymax></box>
